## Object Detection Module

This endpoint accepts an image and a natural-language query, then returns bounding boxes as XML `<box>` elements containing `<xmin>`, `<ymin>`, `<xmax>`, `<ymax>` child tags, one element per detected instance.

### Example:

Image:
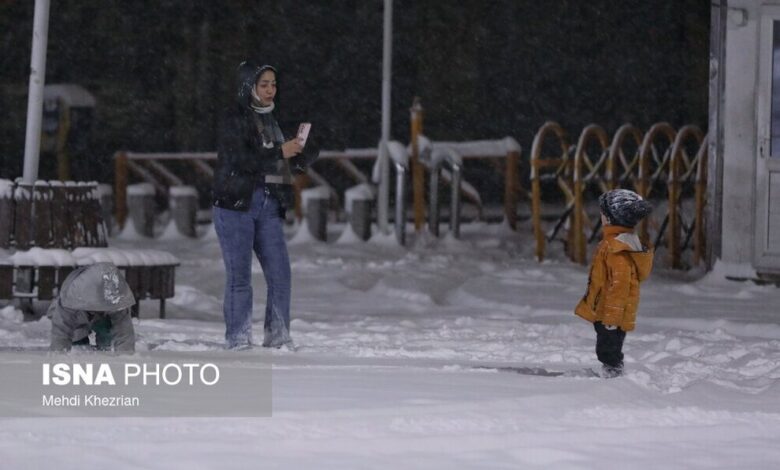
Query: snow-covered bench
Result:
<box><xmin>0</xmin><ymin>179</ymin><xmax>179</xmax><ymax>318</ymax></box>
<box><xmin>0</xmin><ymin>248</ymin><xmax>178</xmax><ymax>318</ymax></box>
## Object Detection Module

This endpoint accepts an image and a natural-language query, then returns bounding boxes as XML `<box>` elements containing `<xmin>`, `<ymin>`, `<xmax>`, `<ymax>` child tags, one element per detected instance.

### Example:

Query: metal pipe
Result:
<box><xmin>450</xmin><ymin>164</ymin><xmax>462</xmax><ymax>238</ymax></box>
<box><xmin>410</xmin><ymin>98</ymin><xmax>425</xmax><ymax>231</ymax></box>
<box><xmin>394</xmin><ymin>162</ymin><xmax>406</xmax><ymax>246</ymax></box>
<box><xmin>428</xmin><ymin>164</ymin><xmax>440</xmax><ymax>237</ymax></box>
<box><xmin>504</xmin><ymin>150</ymin><xmax>519</xmax><ymax>230</ymax></box>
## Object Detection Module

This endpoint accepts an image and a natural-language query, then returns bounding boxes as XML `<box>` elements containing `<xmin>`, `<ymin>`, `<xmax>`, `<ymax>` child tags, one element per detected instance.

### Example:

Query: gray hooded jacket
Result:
<box><xmin>49</xmin><ymin>262</ymin><xmax>136</xmax><ymax>353</ymax></box>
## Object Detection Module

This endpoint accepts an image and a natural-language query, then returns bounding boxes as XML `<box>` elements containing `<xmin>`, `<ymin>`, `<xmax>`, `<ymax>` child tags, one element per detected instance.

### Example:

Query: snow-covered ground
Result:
<box><xmin>1</xmin><ymin>221</ymin><xmax>780</xmax><ymax>469</ymax></box>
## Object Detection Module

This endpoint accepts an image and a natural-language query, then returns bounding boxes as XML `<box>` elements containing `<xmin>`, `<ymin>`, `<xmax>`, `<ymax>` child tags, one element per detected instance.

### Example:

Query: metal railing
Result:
<box><xmin>531</xmin><ymin>121</ymin><xmax>708</xmax><ymax>269</ymax></box>
<box><xmin>113</xmin><ymin>149</ymin><xmax>379</xmax><ymax>228</ymax></box>
<box><xmin>110</xmin><ymin>114</ymin><xmax>708</xmax><ymax>270</ymax></box>
<box><xmin>427</xmin><ymin>146</ymin><xmax>463</xmax><ymax>238</ymax></box>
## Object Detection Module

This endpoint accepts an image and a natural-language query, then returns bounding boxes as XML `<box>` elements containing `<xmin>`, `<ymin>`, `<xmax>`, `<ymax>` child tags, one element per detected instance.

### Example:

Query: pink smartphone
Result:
<box><xmin>297</xmin><ymin>122</ymin><xmax>311</xmax><ymax>147</ymax></box>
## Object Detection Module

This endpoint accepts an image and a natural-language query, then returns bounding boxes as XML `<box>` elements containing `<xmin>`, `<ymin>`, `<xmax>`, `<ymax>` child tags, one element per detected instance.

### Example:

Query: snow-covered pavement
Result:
<box><xmin>1</xmin><ymin>222</ymin><xmax>779</xmax><ymax>469</ymax></box>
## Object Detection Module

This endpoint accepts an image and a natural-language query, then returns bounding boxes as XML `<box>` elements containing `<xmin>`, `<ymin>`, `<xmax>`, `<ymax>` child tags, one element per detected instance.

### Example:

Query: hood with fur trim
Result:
<box><xmin>606</xmin><ymin>231</ymin><xmax>654</xmax><ymax>282</ymax></box>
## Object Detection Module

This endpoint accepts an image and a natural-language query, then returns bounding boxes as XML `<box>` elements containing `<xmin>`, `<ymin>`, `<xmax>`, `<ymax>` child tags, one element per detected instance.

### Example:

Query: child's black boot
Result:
<box><xmin>601</xmin><ymin>363</ymin><xmax>623</xmax><ymax>378</ymax></box>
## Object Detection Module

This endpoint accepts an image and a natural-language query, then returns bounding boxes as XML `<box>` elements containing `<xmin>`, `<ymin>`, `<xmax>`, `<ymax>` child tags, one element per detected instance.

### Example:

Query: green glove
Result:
<box><xmin>92</xmin><ymin>314</ymin><xmax>113</xmax><ymax>351</ymax></box>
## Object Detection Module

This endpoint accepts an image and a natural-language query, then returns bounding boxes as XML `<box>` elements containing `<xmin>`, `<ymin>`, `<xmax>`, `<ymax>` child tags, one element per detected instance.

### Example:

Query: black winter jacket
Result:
<box><xmin>212</xmin><ymin>62</ymin><xmax>318</xmax><ymax>213</ymax></box>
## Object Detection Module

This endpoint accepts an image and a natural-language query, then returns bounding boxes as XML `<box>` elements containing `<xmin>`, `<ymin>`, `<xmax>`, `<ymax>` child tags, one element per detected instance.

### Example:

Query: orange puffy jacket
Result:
<box><xmin>574</xmin><ymin>225</ymin><xmax>654</xmax><ymax>332</ymax></box>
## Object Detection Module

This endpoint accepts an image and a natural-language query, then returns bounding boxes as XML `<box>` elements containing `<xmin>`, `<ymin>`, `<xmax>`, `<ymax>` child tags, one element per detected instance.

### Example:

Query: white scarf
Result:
<box><xmin>250</xmin><ymin>88</ymin><xmax>275</xmax><ymax>114</ymax></box>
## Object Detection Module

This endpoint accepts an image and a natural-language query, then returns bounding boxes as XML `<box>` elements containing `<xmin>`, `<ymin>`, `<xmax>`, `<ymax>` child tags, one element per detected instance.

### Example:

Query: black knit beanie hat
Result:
<box><xmin>599</xmin><ymin>189</ymin><xmax>653</xmax><ymax>228</ymax></box>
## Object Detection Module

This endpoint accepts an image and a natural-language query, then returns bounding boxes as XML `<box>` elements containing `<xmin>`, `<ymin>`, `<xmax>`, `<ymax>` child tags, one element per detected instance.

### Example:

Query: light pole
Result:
<box><xmin>22</xmin><ymin>0</ymin><xmax>52</xmax><ymax>184</ymax></box>
<box><xmin>377</xmin><ymin>0</ymin><xmax>393</xmax><ymax>234</ymax></box>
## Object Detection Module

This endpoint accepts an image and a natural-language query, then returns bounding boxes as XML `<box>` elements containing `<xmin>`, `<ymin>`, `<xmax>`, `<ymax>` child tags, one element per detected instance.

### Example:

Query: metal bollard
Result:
<box><xmin>395</xmin><ymin>163</ymin><xmax>407</xmax><ymax>246</ymax></box>
<box><xmin>345</xmin><ymin>184</ymin><xmax>374</xmax><ymax>241</ymax></box>
<box><xmin>351</xmin><ymin>200</ymin><xmax>372</xmax><ymax>241</ymax></box>
<box><xmin>127</xmin><ymin>183</ymin><xmax>156</xmax><ymax>237</ymax></box>
<box><xmin>169</xmin><ymin>185</ymin><xmax>198</xmax><ymax>238</ymax></box>
<box><xmin>302</xmin><ymin>186</ymin><xmax>330</xmax><ymax>242</ymax></box>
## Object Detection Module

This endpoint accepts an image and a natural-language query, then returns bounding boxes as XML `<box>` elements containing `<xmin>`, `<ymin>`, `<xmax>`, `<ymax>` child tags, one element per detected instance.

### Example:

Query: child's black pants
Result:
<box><xmin>594</xmin><ymin>321</ymin><xmax>626</xmax><ymax>368</ymax></box>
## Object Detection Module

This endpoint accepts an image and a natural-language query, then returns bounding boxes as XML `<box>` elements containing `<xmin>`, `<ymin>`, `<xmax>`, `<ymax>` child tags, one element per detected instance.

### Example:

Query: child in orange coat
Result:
<box><xmin>575</xmin><ymin>189</ymin><xmax>654</xmax><ymax>377</ymax></box>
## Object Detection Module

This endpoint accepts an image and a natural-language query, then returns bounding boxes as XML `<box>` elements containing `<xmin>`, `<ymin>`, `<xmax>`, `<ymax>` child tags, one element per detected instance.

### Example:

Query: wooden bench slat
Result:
<box><xmin>51</xmin><ymin>186</ymin><xmax>72</xmax><ymax>248</ymax></box>
<box><xmin>14</xmin><ymin>185</ymin><xmax>33</xmax><ymax>250</ymax></box>
<box><xmin>33</xmin><ymin>183</ymin><xmax>53</xmax><ymax>248</ymax></box>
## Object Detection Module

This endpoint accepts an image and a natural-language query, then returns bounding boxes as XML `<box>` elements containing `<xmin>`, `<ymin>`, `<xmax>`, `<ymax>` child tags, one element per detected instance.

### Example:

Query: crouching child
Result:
<box><xmin>575</xmin><ymin>189</ymin><xmax>654</xmax><ymax>377</ymax></box>
<box><xmin>49</xmin><ymin>262</ymin><xmax>136</xmax><ymax>353</ymax></box>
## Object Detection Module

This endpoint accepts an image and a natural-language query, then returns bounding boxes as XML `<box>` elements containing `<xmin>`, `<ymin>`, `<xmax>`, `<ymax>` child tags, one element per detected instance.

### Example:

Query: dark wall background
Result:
<box><xmin>0</xmin><ymin>0</ymin><xmax>708</xmax><ymax>184</ymax></box>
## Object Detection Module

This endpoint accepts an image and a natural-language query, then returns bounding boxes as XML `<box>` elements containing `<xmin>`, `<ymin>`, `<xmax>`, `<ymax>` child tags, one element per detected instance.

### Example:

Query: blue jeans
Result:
<box><xmin>214</xmin><ymin>186</ymin><xmax>292</xmax><ymax>349</ymax></box>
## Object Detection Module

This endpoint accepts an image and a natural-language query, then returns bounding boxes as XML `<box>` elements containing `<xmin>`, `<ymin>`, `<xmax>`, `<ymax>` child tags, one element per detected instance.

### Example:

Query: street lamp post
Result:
<box><xmin>377</xmin><ymin>0</ymin><xmax>393</xmax><ymax>234</ymax></box>
<box><xmin>22</xmin><ymin>0</ymin><xmax>51</xmax><ymax>184</ymax></box>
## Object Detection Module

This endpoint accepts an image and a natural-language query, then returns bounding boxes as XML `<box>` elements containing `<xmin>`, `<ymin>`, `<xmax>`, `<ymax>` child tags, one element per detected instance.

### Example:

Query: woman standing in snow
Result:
<box><xmin>212</xmin><ymin>61</ymin><xmax>318</xmax><ymax>350</ymax></box>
